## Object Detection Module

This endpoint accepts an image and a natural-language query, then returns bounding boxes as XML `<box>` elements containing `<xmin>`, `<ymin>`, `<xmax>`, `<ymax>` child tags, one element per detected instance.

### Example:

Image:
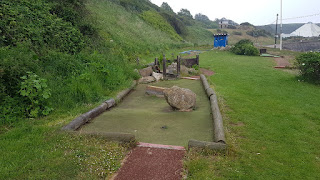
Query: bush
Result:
<box><xmin>233</xmin><ymin>31</ymin><xmax>242</xmax><ymax>36</ymax></box>
<box><xmin>227</xmin><ymin>25</ymin><xmax>237</xmax><ymax>29</ymax></box>
<box><xmin>296</xmin><ymin>52</ymin><xmax>320</xmax><ymax>83</ymax></box>
<box><xmin>246</xmin><ymin>29</ymin><xmax>271</xmax><ymax>37</ymax></box>
<box><xmin>230</xmin><ymin>39</ymin><xmax>259</xmax><ymax>56</ymax></box>
<box><xmin>0</xmin><ymin>0</ymin><xmax>84</xmax><ymax>54</ymax></box>
<box><xmin>19</xmin><ymin>72</ymin><xmax>53</xmax><ymax>118</ymax></box>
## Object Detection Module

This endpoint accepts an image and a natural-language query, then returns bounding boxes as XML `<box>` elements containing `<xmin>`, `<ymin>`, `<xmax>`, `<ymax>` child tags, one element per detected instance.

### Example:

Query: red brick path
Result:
<box><xmin>114</xmin><ymin>145</ymin><xmax>185</xmax><ymax>180</ymax></box>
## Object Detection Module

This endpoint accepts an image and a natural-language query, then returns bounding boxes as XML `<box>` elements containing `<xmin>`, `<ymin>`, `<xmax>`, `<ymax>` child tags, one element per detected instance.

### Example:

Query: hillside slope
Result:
<box><xmin>86</xmin><ymin>0</ymin><xmax>183</xmax><ymax>57</ymax></box>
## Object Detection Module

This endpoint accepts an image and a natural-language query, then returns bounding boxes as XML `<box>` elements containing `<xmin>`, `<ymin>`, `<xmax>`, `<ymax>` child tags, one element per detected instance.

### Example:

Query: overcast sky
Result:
<box><xmin>150</xmin><ymin>0</ymin><xmax>320</xmax><ymax>25</ymax></box>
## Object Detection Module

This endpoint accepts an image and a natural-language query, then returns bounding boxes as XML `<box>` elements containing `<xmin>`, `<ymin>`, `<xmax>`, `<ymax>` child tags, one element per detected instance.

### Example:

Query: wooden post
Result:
<box><xmin>177</xmin><ymin>56</ymin><xmax>181</xmax><ymax>77</ymax></box>
<box><xmin>196</xmin><ymin>55</ymin><xmax>199</xmax><ymax>66</ymax></box>
<box><xmin>163</xmin><ymin>55</ymin><xmax>166</xmax><ymax>80</ymax></box>
<box><xmin>154</xmin><ymin>58</ymin><xmax>160</xmax><ymax>73</ymax></box>
<box><xmin>136</xmin><ymin>57</ymin><xmax>140</xmax><ymax>65</ymax></box>
<box><xmin>155</xmin><ymin>58</ymin><xmax>158</xmax><ymax>66</ymax></box>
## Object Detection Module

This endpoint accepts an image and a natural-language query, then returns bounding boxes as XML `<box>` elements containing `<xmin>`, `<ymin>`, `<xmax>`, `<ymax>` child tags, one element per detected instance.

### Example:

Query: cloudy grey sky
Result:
<box><xmin>150</xmin><ymin>0</ymin><xmax>320</xmax><ymax>25</ymax></box>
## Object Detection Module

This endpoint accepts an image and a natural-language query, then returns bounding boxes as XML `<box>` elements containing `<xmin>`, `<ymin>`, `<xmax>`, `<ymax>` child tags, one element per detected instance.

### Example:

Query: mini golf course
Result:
<box><xmin>79</xmin><ymin>79</ymin><xmax>213</xmax><ymax>146</ymax></box>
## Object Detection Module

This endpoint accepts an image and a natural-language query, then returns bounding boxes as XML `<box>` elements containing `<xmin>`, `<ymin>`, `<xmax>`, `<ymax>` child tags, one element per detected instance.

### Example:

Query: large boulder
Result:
<box><xmin>163</xmin><ymin>86</ymin><xmax>196</xmax><ymax>111</ymax></box>
<box><xmin>139</xmin><ymin>66</ymin><xmax>153</xmax><ymax>77</ymax></box>
<box><xmin>139</xmin><ymin>76</ymin><xmax>156</xmax><ymax>84</ymax></box>
<box><xmin>152</xmin><ymin>72</ymin><xmax>163</xmax><ymax>81</ymax></box>
<box><xmin>167</xmin><ymin>63</ymin><xmax>177</xmax><ymax>74</ymax></box>
<box><xmin>180</xmin><ymin>65</ymin><xmax>196</xmax><ymax>75</ymax></box>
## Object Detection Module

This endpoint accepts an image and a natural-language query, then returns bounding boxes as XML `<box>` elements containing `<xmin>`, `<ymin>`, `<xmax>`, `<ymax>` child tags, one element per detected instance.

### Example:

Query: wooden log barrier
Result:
<box><xmin>62</xmin><ymin>81</ymin><xmax>137</xmax><ymax>131</ymax></box>
<box><xmin>145</xmin><ymin>85</ymin><xmax>168</xmax><ymax>96</ymax></box>
<box><xmin>188</xmin><ymin>139</ymin><xmax>226</xmax><ymax>150</ymax></box>
<box><xmin>210</xmin><ymin>95</ymin><xmax>226</xmax><ymax>144</ymax></box>
<box><xmin>200</xmin><ymin>74</ymin><xmax>210</xmax><ymax>91</ymax></box>
<box><xmin>200</xmin><ymin>74</ymin><xmax>226</xmax><ymax>144</ymax></box>
<box><xmin>62</xmin><ymin>103</ymin><xmax>109</xmax><ymax>131</ymax></box>
<box><xmin>116</xmin><ymin>80</ymin><xmax>137</xmax><ymax>102</ymax></box>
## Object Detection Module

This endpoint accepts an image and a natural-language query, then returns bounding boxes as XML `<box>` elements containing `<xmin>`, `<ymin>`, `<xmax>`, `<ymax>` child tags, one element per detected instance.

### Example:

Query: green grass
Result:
<box><xmin>183</xmin><ymin>26</ymin><xmax>214</xmax><ymax>46</ymax></box>
<box><xmin>81</xmin><ymin>79</ymin><xmax>213</xmax><ymax>146</ymax></box>
<box><xmin>86</xmin><ymin>0</ymin><xmax>183</xmax><ymax>58</ymax></box>
<box><xmin>184</xmin><ymin>50</ymin><xmax>320</xmax><ymax>179</ymax></box>
<box><xmin>0</xmin><ymin>105</ymin><xmax>130</xmax><ymax>179</ymax></box>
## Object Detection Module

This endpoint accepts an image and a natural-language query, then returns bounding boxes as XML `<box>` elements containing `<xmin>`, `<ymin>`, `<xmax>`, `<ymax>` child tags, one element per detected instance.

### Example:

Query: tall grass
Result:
<box><xmin>86</xmin><ymin>0</ymin><xmax>184</xmax><ymax>59</ymax></box>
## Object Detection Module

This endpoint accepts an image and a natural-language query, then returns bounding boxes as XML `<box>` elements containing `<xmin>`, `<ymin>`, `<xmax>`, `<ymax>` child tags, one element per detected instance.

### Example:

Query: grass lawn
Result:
<box><xmin>0</xmin><ymin>105</ymin><xmax>130</xmax><ymax>179</ymax></box>
<box><xmin>80</xmin><ymin>79</ymin><xmax>213</xmax><ymax>146</ymax></box>
<box><xmin>184</xmin><ymin>50</ymin><xmax>320</xmax><ymax>179</ymax></box>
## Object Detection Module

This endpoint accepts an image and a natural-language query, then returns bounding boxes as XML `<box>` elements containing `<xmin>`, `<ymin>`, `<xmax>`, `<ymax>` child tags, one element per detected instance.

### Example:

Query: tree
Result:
<box><xmin>240</xmin><ymin>22</ymin><xmax>254</xmax><ymax>26</ymax></box>
<box><xmin>195</xmin><ymin>13</ymin><xmax>210</xmax><ymax>22</ymax></box>
<box><xmin>178</xmin><ymin>8</ymin><xmax>193</xmax><ymax>19</ymax></box>
<box><xmin>160</xmin><ymin>2</ymin><xmax>174</xmax><ymax>13</ymax></box>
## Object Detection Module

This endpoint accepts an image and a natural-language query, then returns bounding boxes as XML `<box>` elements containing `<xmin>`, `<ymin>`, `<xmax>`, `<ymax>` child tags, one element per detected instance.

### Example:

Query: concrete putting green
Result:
<box><xmin>80</xmin><ymin>79</ymin><xmax>213</xmax><ymax>146</ymax></box>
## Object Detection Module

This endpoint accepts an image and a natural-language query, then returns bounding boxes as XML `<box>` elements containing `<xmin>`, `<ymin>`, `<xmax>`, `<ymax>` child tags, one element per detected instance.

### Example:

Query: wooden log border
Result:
<box><xmin>61</xmin><ymin>81</ymin><xmax>137</xmax><ymax>143</ymax></box>
<box><xmin>188</xmin><ymin>74</ymin><xmax>227</xmax><ymax>150</ymax></box>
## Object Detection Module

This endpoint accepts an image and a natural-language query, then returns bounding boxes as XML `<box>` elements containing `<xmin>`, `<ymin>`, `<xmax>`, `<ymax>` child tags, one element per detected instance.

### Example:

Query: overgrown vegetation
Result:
<box><xmin>246</xmin><ymin>28</ymin><xmax>272</xmax><ymax>37</ymax></box>
<box><xmin>140</xmin><ymin>10</ymin><xmax>183</xmax><ymax>41</ymax></box>
<box><xmin>296</xmin><ymin>52</ymin><xmax>320</xmax><ymax>83</ymax></box>
<box><xmin>0</xmin><ymin>0</ymin><xmax>219</xmax><ymax>178</ymax></box>
<box><xmin>230</xmin><ymin>39</ymin><xmax>259</xmax><ymax>56</ymax></box>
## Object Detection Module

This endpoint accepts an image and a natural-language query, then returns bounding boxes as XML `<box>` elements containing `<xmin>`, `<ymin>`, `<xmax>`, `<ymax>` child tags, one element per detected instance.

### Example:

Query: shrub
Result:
<box><xmin>0</xmin><ymin>0</ymin><xmax>84</xmax><ymax>54</ymax></box>
<box><xmin>227</xmin><ymin>25</ymin><xmax>237</xmax><ymax>29</ymax></box>
<box><xmin>19</xmin><ymin>72</ymin><xmax>53</xmax><ymax>118</ymax></box>
<box><xmin>230</xmin><ymin>39</ymin><xmax>259</xmax><ymax>56</ymax></box>
<box><xmin>296</xmin><ymin>52</ymin><xmax>320</xmax><ymax>83</ymax></box>
<box><xmin>233</xmin><ymin>31</ymin><xmax>242</xmax><ymax>36</ymax></box>
<box><xmin>246</xmin><ymin>29</ymin><xmax>271</xmax><ymax>37</ymax></box>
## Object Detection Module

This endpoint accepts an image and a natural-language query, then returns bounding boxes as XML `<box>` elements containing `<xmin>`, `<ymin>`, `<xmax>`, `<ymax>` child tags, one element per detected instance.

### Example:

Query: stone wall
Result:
<box><xmin>283</xmin><ymin>41</ymin><xmax>320</xmax><ymax>52</ymax></box>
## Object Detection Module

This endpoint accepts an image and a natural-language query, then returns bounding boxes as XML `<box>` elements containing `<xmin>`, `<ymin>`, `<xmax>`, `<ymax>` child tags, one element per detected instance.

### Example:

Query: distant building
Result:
<box><xmin>219</xmin><ymin>20</ymin><xmax>229</xmax><ymax>29</ymax></box>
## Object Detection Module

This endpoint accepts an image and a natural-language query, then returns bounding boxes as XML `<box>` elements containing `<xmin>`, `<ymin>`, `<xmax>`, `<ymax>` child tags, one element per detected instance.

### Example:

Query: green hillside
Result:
<box><xmin>257</xmin><ymin>23</ymin><xmax>305</xmax><ymax>34</ymax></box>
<box><xmin>0</xmin><ymin>0</ymin><xmax>216</xmax><ymax>124</ymax></box>
<box><xmin>0</xmin><ymin>0</ymin><xmax>217</xmax><ymax>178</ymax></box>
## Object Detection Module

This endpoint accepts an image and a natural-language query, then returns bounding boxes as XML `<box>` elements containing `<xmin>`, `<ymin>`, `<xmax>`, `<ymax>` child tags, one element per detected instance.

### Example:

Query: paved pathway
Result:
<box><xmin>113</xmin><ymin>143</ymin><xmax>185</xmax><ymax>180</ymax></box>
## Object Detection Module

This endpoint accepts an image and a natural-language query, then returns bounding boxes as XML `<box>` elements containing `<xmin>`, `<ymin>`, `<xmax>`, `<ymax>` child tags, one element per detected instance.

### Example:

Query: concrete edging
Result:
<box><xmin>188</xmin><ymin>74</ymin><xmax>226</xmax><ymax>150</ymax></box>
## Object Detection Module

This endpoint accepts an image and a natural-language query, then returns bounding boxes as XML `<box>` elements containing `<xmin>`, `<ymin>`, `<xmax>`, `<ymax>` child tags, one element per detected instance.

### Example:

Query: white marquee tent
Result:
<box><xmin>290</xmin><ymin>22</ymin><xmax>320</xmax><ymax>37</ymax></box>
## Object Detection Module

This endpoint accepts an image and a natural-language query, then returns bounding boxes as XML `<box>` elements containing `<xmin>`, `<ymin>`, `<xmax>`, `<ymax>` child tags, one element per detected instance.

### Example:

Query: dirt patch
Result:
<box><xmin>230</xmin><ymin>122</ymin><xmax>245</xmax><ymax>127</ymax></box>
<box><xmin>113</xmin><ymin>146</ymin><xmax>185</xmax><ymax>180</ymax></box>
<box><xmin>200</xmin><ymin>68</ymin><xmax>215</xmax><ymax>76</ymax></box>
<box><xmin>274</xmin><ymin>57</ymin><xmax>292</xmax><ymax>68</ymax></box>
